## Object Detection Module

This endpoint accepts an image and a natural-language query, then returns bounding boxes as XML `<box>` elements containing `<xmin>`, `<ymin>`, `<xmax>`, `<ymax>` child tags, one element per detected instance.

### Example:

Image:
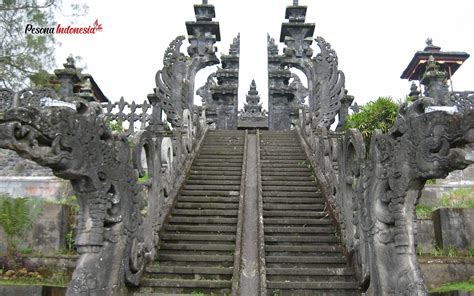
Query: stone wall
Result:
<box><xmin>0</xmin><ymin>149</ymin><xmax>53</xmax><ymax>177</ymax></box>
<box><xmin>0</xmin><ymin>203</ymin><xmax>70</xmax><ymax>254</ymax></box>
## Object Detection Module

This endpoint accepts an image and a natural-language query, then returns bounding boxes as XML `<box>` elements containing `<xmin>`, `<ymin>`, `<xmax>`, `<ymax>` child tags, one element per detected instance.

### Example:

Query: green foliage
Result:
<box><xmin>415</xmin><ymin>204</ymin><xmax>434</xmax><ymax>219</ymax></box>
<box><xmin>416</xmin><ymin>187</ymin><xmax>474</xmax><ymax>219</ymax></box>
<box><xmin>344</xmin><ymin>97</ymin><xmax>399</xmax><ymax>144</ymax></box>
<box><xmin>138</xmin><ymin>172</ymin><xmax>149</xmax><ymax>184</ymax></box>
<box><xmin>107</xmin><ymin>119</ymin><xmax>124</xmax><ymax>132</ymax></box>
<box><xmin>429</xmin><ymin>281</ymin><xmax>474</xmax><ymax>292</ymax></box>
<box><xmin>0</xmin><ymin>195</ymin><xmax>43</xmax><ymax>256</ymax></box>
<box><xmin>440</xmin><ymin>188</ymin><xmax>474</xmax><ymax>208</ymax></box>
<box><xmin>0</xmin><ymin>1</ymin><xmax>87</xmax><ymax>90</ymax></box>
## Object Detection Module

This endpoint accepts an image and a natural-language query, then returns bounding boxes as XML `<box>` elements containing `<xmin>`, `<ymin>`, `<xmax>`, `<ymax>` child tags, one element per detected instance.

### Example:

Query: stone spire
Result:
<box><xmin>242</xmin><ymin>80</ymin><xmax>264</xmax><ymax>116</ymax></box>
<box><xmin>238</xmin><ymin>80</ymin><xmax>268</xmax><ymax>129</ymax></box>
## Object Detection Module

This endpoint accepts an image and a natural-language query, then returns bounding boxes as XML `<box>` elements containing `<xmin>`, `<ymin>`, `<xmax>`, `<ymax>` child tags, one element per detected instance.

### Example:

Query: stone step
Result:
<box><xmin>185</xmin><ymin>179</ymin><xmax>241</xmax><ymax>186</ymax></box>
<box><xmin>261</xmin><ymin>159</ymin><xmax>309</xmax><ymax>164</ymax></box>
<box><xmin>190</xmin><ymin>166</ymin><xmax>242</xmax><ymax>171</ymax></box>
<box><xmin>171</xmin><ymin>209</ymin><xmax>238</xmax><ymax>216</ymax></box>
<box><xmin>266</xmin><ymin>256</ymin><xmax>346</xmax><ymax>264</ymax></box>
<box><xmin>199</xmin><ymin>151</ymin><xmax>243</xmax><ymax>155</ymax></box>
<box><xmin>264</xmin><ymin>197</ymin><xmax>324</xmax><ymax>204</ymax></box>
<box><xmin>161</xmin><ymin>233</ymin><xmax>235</xmax><ymax>242</ymax></box>
<box><xmin>263</xmin><ymin>191</ymin><xmax>322</xmax><ymax>197</ymax></box>
<box><xmin>261</xmin><ymin>167</ymin><xmax>312</xmax><ymax>172</ymax></box>
<box><xmin>160</xmin><ymin>243</ymin><xmax>235</xmax><ymax>252</ymax></box>
<box><xmin>177</xmin><ymin>196</ymin><xmax>239</xmax><ymax>203</ymax></box>
<box><xmin>165</xmin><ymin>225</ymin><xmax>236</xmax><ymax>233</ymax></box>
<box><xmin>262</xmin><ymin>185</ymin><xmax>318</xmax><ymax>192</ymax></box>
<box><xmin>267</xmin><ymin>267</ymin><xmax>353</xmax><ymax>276</ymax></box>
<box><xmin>193</xmin><ymin>154</ymin><xmax>243</xmax><ymax>159</ymax></box>
<box><xmin>195</xmin><ymin>158</ymin><xmax>243</xmax><ymax>163</ymax></box>
<box><xmin>264</xmin><ymin>218</ymin><xmax>332</xmax><ymax>225</ymax></box>
<box><xmin>261</xmin><ymin>176</ymin><xmax>314</xmax><ymax>182</ymax></box>
<box><xmin>259</xmin><ymin>171</ymin><xmax>315</xmax><ymax>176</ymax></box>
<box><xmin>180</xmin><ymin>190</ymin><xmax>240</xmax><ymax>196</ymax></box>
<box><xmin>264</xmin><ymin>235</ymin><xmax>338</xmax><ymax>243</ymax></box>
<box><xmin>158</xmin><ymin>254</ymin><xmax>234</xmax><ymax>263</ymax></box>
<box><xmin>193</xmin><ymin>162</ymin><xmax>242</xmax><ymax>167</ymax></box>
<box><xmin>147</xmin><ymin>265</ymin><xmax>233</xmax><ymax>275</ymax></box>
<box><xmin>175</xmin><ymin>202</ymin><xmax>239</xmax><ymax>210</ymax></box>
<box><xmin>266</xmin><ymin>281</ymin><xmax>359</xmax><ymax>290</ymax></box>
<box><xmin>188</xmin><ymin>170</ymin><xmax>241</xmax><ymax>176</ymax></box>
<box><xmin>168</xmin><ymin>217</ymin><xmax>237</xmax><ymax>224</ymax></box>
<box><xmin>266</xmin><ymin>245</ymin><xmax>341</xmax><ymax>253</ymax></box>
<box><xmin>264</xmin><ymin>211</ymin><xmax>327</xmax><ymax>218</ymax></box>
<box><xmin>263</xmin><ymin>204</ymin><xmax>325</xmax><ymax>211</ymax></box>
<box><xmin>264</xmin><ymin>227</ymin><xmax>334</xmax><ymax>234</ymax></box>
<box><xmin>187</xmin><ymin>175</ymin><xmax>241</xmax><ymax>181</ymax></box>
<box><xmin>140</xmin><ymin>278</ymin><xmax>231</xmax><ymax>289</ymax></box>
<box><xmin>183</xmin><ymin>184</ymin><xmax>241</xmax><ymax>191</ymax></box>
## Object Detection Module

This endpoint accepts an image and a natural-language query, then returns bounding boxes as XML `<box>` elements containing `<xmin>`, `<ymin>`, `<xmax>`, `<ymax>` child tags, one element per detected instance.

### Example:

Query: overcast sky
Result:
<box><xmin>55</xmin><ymin>0</ymin><xmax>474</xmax><ymax>109</ymax></box>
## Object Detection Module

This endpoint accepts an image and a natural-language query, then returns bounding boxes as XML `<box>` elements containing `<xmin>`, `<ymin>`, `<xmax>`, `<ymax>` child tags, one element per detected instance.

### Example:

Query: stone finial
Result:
<box><xmin>64</xmin><ymin>56</ymin><xmax>76</xmax><ymax>69</ymax></box>
<box><xmin>202</xmin><ymin>0</ymin><xmax>208</xmax><ymax>4</ymax></box>
<box><xmin>425</xmin><ymin>38</ymin><xmax>433</xmax><ymax>47</ymax></box>
<box><xmin>293</xmin><ymin>0</ymin><xmax>299</xmax><ymax>6</ymax></box>
<box><xmin>409</xmin><ymin>82</ymin><xmax>420</xmax><ymax>101</ymax></box>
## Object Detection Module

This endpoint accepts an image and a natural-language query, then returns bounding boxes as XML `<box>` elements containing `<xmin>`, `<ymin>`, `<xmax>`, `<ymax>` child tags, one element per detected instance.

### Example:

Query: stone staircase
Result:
<box><xmin>136</xmin><ymin>130</ymin><xmax>245</xmax><ymax>295</ymax></box>
<box><xmin>259</xmin><ymin>131</ymin><xmax>360</xmax><ymax>296</ymax></box>
<box><xmin>135</xmin><ymin>129</ymin><xmax>360</xmax><ymax>295</ymax></box>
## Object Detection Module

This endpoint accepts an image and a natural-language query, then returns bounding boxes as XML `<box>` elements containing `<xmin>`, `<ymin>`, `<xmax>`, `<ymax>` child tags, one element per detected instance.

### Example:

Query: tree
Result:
<box><xmin>344</xmin><ymin>97</ymin><xmax>400</xmax><ymax>144</ymax></box>
<box><xmin>0</xmin><ymin>0</ymin><xmax>86</xmax><ymax>90</ymax></box>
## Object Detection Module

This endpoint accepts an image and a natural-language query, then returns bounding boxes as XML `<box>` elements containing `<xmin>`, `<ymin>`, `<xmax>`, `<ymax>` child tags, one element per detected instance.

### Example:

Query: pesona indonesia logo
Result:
<box><xmin>25</xmin><ymin>19</ymin><xmax>103</xmax><ymax>35</ymax></box>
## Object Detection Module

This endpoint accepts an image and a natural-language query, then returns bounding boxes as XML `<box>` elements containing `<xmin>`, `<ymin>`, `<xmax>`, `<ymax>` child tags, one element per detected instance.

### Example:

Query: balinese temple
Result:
<box><xmin>401</xmin><ymin>39</ymin><xmax>470</xmax><ymax>90</ymax></box>
<box><xmin>238</xmin><ymin>80</ymin><xmax>268</xmax><ymax>130</ymax></box>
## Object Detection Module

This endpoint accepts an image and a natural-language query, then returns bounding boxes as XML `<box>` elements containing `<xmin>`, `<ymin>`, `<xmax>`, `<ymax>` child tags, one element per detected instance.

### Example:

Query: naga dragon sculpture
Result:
<box><xmin>0</xmin><ymin>94</ymin><xmax>152</xmax><ymax>295</ymax></box>
<box><xmin>298</xmin><ymin>59</ymin><xmax>474</xmax><ymax>295</ymax></box>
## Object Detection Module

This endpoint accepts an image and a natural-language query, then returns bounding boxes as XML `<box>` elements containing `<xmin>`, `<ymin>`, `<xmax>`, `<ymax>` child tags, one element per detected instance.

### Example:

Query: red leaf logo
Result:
<box><xmin>93</xmin><ymin>19</ymin><xmax>103</xmax><ymax>32</ymax></box>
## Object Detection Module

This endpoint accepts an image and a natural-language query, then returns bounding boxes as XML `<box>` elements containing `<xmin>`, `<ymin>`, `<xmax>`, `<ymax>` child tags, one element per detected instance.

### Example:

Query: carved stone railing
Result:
<box><xmin>295</xmin><ymin>88</ymin><xmax>474</xmax><ymax>294</ymax></box>
<box><xmin>102</xmin><ymin>97</ymin><xmax>151</xmax><ymax>136</ymax></box>
<box><xmin>0</xmin><ymin>86</ymin><xmax>208</xmax><ymax>294</ymax></box>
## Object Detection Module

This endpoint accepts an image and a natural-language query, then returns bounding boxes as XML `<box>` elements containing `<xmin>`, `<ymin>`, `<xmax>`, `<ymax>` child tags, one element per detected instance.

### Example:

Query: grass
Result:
<box><xmin>0</xmin><ymin>277</ymin><xmax>67</xmax><ymax>288</ymax></box>
<box><xmin>416</xmin><ymin>187</ymin><xmax>474</xmax><ymax>219</ymax></box>
<box><xmin>429</xmin><ymin>281</ymin><xmax>474</xmax><ymax>292</ymax></box>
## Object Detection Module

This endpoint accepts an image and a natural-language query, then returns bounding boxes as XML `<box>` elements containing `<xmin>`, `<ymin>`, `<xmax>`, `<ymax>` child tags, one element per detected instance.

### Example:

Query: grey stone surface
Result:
<box><xmin>416</xmin><ymin>219</ymin><xmax>435</xmax><ymax>252</ymax></box>
<box><xmin>0</xmin><ymin>149</ymin><xmax>53</xmax><ymax>176</ymax></box>
<box><xmin>0</xmin><ymin>176</ymin><xmax>71</xmax><ymax>200</ymax></box>
<box><xmin>433</xmin><ymin>208</ymin><xmax>473</xmax><ymax>252</ymax></box>
<box><xmin>0</xmin><ymin>203</ymin><xmax>69</xmax><ymax>254</ymax></box>
<box><xmin>0</xmin><ymin>285</ymin><xmax>66</xmax><ymax>296</ymax></box>
<box><xmin>419</xmin><ymin>257</ymin><xmax>474</xmax><ymax>289</ymax></box>
<box><xmin>419</xmin><ymin>184</ymin><xmax>474</xmax><ymax>206</ymax></box>
<box><xmin>239</xmin><ymin>134</ymin><xmax>260</xmax><ymax>295</ymax></box>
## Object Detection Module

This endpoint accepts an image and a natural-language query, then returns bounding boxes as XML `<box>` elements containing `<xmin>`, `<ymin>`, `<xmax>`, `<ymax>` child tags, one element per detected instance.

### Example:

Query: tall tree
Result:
<box><xmin>0</xmin><ymin>0</ymin><xmax>86</xmax><ymax>90</ymax></box>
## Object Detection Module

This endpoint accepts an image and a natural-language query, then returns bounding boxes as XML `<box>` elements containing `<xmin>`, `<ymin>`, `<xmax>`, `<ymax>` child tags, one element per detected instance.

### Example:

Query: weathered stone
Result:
<box><xmin>0</xmin><ymin>177</ymin><xmax>71</xmax><ymax>200</ymax></box>
<box><xmin>416</xmin><ymin>219</ymin><xmax>436</xmax><ymax>253</ymax></box>
<box><xmin>0</xmin><ymin>203</ymin><xmax>70</xmax><ymax>254</ymax></box>
<box><xmin>0</xmin><ymin>285</ymin><xmax>66</xmax><ymax>296</ymax></box>
<box><xmin>433</xmin><ymin>208</ymin><xmax>474</xmax><ymax>252</ymax></box>
<box><xmin>419</xmin><ymin>257</ymin><xmax>474</xmax><ymax>289</ymax></box>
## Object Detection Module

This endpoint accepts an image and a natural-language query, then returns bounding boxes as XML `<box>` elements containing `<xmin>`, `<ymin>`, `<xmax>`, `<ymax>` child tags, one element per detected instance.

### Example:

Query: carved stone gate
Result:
<box><xmin>0</xmin><ymin>0</ymin><xmax>473</xmax><ymax>295</ymax></box>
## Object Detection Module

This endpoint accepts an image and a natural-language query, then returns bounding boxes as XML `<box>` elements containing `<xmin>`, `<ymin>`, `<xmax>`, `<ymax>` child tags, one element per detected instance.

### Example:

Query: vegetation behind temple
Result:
<box><xmin>343</xmin><ymin>96</ymin><xmax>400</xmax><ymax>144</ymax></box>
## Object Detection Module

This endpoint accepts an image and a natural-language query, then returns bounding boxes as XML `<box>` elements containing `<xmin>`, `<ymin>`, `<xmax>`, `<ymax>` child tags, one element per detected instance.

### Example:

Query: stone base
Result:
<box><xmin>419</xmin><ymin>257</ymin><xmax>474</xmax><ymax>289</ymax></box>
<box><xmin>0</xmin><ymin>285</ymin><xmax>66</xmax><ymax>296</ymax></box>
<box><xmin>433</xmin><ymin>208</ymin><xmax>474</xmax><ymax>253</ymax></box>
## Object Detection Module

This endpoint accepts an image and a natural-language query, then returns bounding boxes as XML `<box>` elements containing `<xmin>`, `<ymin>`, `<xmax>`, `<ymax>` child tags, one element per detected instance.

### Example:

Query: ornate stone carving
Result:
<box><xmin>0</xmin><ymin>97</ymin><xmax>150</xmax><ymax>294</ymax></box>
<box><xmin>296</xmin><ymin>76</ymin><xmax>474</xmax><ymax>295</ymax></box>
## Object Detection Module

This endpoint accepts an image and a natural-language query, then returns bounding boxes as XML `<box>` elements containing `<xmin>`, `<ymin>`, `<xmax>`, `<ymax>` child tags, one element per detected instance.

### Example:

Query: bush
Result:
<box><xmin>344</xmin><ymin>97</ymin><xmax>399</xmax><ymax>144</ymax></box>
<box><xmin>0</xmin><ymin>195</ymin><xmax>43</xmax><ymax>256</ymax></box>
